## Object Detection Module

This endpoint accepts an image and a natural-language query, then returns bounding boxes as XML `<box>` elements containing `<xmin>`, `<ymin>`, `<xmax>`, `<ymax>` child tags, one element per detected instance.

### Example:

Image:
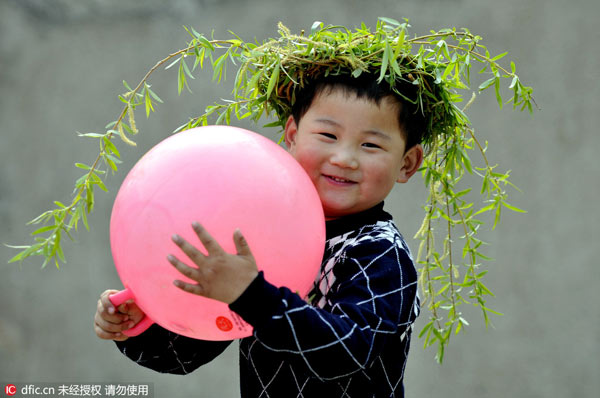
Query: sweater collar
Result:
<box><xmin>325</xmin><ymin>202</ymin><xmax>392</xmax><ymax>239</ymax></box>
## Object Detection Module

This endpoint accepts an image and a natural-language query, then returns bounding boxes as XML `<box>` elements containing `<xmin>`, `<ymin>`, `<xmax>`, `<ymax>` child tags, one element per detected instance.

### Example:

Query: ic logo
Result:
<box><xmin>5</xmin><ymin>384</ymin><xmax>16</xmax><ymax>396</ymax></box>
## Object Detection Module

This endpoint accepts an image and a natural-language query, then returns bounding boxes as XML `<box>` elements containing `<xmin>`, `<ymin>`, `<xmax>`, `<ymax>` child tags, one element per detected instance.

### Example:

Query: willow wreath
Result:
<box><xmin>9</xmin><ymin>18</ymin><xmax>535</xmax><ymax>362</ymax></box>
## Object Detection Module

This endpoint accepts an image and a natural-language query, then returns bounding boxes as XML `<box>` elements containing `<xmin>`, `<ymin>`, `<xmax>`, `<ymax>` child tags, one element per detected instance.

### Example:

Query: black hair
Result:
<box><xmin>290</xmin><ymin>73</ymin><xmax>428</xmax><ymax>150</ymax></box>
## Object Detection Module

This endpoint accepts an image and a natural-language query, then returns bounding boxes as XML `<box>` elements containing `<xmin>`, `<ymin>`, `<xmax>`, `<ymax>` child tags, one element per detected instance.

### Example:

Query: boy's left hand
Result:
<box><xmin>168</xmin><ymin>222</ymin><xmax>259</xmax><ymax>305</ymax></box>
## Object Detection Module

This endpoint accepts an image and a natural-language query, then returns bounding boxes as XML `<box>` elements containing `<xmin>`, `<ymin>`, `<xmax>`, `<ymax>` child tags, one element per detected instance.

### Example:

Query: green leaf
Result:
<box><xmin>49</xmin><ymin>230</ymin><xmax>60</xmax><ymax>260</ymax></box>
<box><xmin>311</xmin><ymin>21</ymin><xmax>324</xmax><ymax>35</ymax></box>
<box><xmin>178</xmin><ymin>62</ymin><xmax>187</xmax><ymax>94</ymax></box>
<box><xmin>263</xmin><ymin>120</ymin><xmax>283</xmax><ymax>128</ymax></box>
<box><xmin>478</xmin><ymin>77</ymin><xmax>495</xmax><ymax>90</ymax></box>
<box><xmin>388</xmin><ymin>41</ymin><xmax>402</xmax><ymax>76</ymax></box>
<box><xmin>480</xmin><ymin>175</ymin><xmax>490</xmax><ymax>195</ymax></box>
<box><xmin>215</xmin><ymin>109</ymin><xmax>227</xmax><ymax>125</ymax></box>
<box><xmin>85</xmin><ymin>182</ymin><xmax>95</xmax><ymax>213</ymax></box>
<box><xmin>212</xmin><ymin>53</ymin><xmax>228</xmax><ymax>83</ymax></box>
<box><xmin>75</xmin><ymin>163</ymin><xmax>91</xmax><ymax>170</ymax></box>
<box><xmin>194</xmin><ymin>47</ymin><xmax>206</xmax><ymax>70</ymax></box>
<box><xmin>31</xmin><ymin>225</ymin><xmax>57</xmax><ymax>236</ymax></box>
<box><xmin>418</xmin><ymin>320</ymin><xmax>434</xmax><ymax>338</ymax></box>
<box><xmin>182</xmin><ymin>58</ymin><xmax>195</xmax><ymax>79</ymax></box>
<box><xmin>502</xmin><ymin>201</ymin><xmax>527</xmax><ymax>213</ymax></box>
<box><xmin>147</xmin><ymin>86</ymin><xmax>163</xmax><ymax>103</ymax></box>
<box><xmin>491</xmin><ymin>51</ymin><xmax>508</xmax><ymax>61</ymax></box>
<box><xmin>475</xmin><ymin>251</ymin><xmax>493</xmax><ymax>261</ymax></box>
<box><xmin>493</xmin><ymin>202</ymin><xmax>501</xmax><ymax>228</ymax></box>
<box><xmin>474</xmin><ymin>202</ymin><xmax>495</xmax><ymax>216</ymax></box>
<box><xmin>378</xmin><ymin>17</ymin><xmax>401</xmax><ymax>27</ymax></box>
<box><xmin>436</xmin><ymin>39</ymin><xmax>451</xmax><ymax>61</ymax></box>
<box><xmin>90</xmin><ymin>172</ymin><xmax>108</xmax><ymax>192</ymax></box>
<box><xmin>494</xmin><ymin>77</ymin><xmax>503</xmax><ymax>108</ymax></box>
<box><xmin>266</xmin><ymin>63</ymin><xmax>280</xmax><ymax>99</ymax></box>
<box><xmin>479</xmin><ymin>305</ymin><xmax>503</xmax><ymax>316</ymax></box>
<box><xmin>379</xmin><ymin>40</ymin><xmax>390</xmax><ymax>82</ymax></box>
<box><xmin>197</xmin><ymin>35</ymin><xmax>214</xmax><ymax>51</ymax></box>
<box><xmin>164</xmin><ymin>57</ymin><xmax>181</xmax><ymax>70</ymax></box>
<box><xmin>104</xmin><ymin>154</ymin><xmax>120</xmax><ymax>166</ymax></box>
<box><xmin>459</xmin><ymin>147</ymin><xmax>473</xmax><ymax>174</ymax></box>
<box><xmin>245</xmin><ymin>69</ymin><xmax>263</xmax><ymax>97</ymax></box>
<box><xmin>8</xmin><ymin>244</ymin><xmax>41</xmax><ymax>264</ymax></box>
<box><xmin>78</xmin><ymin>204</ymin><xmax>89</xmax><ymax>231</ymax></box>
<box><xmin>8</xmin><ymin>250</ymin><xmax>27</xmax><ymax>264</ymax></box>
<box><xmin>77</xmin><ymin>132</ymin><xmax>105</xmax><ymax>139</ymax></box>
<box><xmin>393</xmin><ymin>29</ymin><xmax>405</xmax><ymax>59</ymax></box>
<box><xmin>103</xmin><ymin>136</ymin><xmax>120</xmax><ymax>158</ymax></box>
<box><xmin>145</xmin><ymin>92</ymin><xmax>154</xmax><ymax>117</ymax></box>
<box><xmin>56</xmin><ymin>242</ymin><xmax>66</xmax><ymax>263</ymax></box>
<box><xmin>455</xmin><ymin>188</ymin><xmax>472</xmax><ymax>197</ymax></box>
<box><xmin>104</xmin><ymin>154</ymin><xmax>121</xmax><ymax>172</ymax></box>
<box><xmin>432</xmin><ymin>326</ymin><xmax>444</xmax><ymax>341</ymax></box>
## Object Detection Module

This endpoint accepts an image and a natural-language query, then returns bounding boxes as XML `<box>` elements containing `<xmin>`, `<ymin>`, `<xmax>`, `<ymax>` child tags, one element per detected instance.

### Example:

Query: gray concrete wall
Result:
<box><xmin>1</xmin><ymin>0</ymin><xmax>598</xmax><ymax>397</ymax></box>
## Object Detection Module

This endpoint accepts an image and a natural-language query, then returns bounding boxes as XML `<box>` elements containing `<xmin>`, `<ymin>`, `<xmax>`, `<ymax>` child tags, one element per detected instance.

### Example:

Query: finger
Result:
<box><xmin>233</xmin><ymin>229</ymin><xmax>252</xmax><ymax>257</ymax></box>
<box><xmin>94</xmin><ymin>311</ymin><xmax>134</xmax><ymax>334</ymax></box>
<box><xmin>100</xmin><ymin>290</ymin><xmax>130</xmax><ymax>315</ymax></box>
<box><xmin>95</xmin><ymin>311</ymin><xmax>130</xmax><ymax>332</ymax></box>
<box><xmin>173</xmin><ymin>279</ymin><xmax>205</xmax><ymax>296</ymax></box>
<box><xmin>191</xmin><ymin>222</ymin><xmax>224</xmax><ymax>255</ymax></box>
<box><xmin>97</xmin><ymin>301</ymin><xmax>121</xmax><ymax>325</ymax></box>
<box><xmin>167</xmin><ymin>254</ymin><xmax>203</xmax><ymax>282</ymax></box>
<box><xmin>119</xmin><ymin>301</ymin><xmax>144</xmax><ymax>321</ymax></box>
<box><xmin>94</xmin><ymin>322</ymin><xmax>129</xmax><ymax>341</ymax></box>
<box><xmin>171</xmin><ymin>233</ymin><xmax>208</xmax><ymax>265</ymax></box>
<box><xmin>99</xmin><ymin>290</ymin><xmax>120</xmax><ymax>316</ymax></box>
<box><xmin>117</xmin><ymin>303</ymin><xmax>129</xmax><ymax>314</ymax></box>
<box><xmin>98</xmin><ymin>296</ymin><xmax>129</xmax><ymax>324</ymax></box>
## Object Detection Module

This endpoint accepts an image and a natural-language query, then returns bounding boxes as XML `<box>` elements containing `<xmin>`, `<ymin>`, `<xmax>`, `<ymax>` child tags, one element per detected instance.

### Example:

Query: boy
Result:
<box><xmin>94</xmin><ymin>73</ymin><xmax>425</xmax><ymax>397</ymax></box>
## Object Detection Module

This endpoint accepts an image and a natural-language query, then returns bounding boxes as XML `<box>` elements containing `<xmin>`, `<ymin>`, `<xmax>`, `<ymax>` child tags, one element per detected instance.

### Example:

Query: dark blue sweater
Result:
<box><xmin>116</xmin><ymin>202</ymin><xmax>420</xmax><ymax>397</ymax></box>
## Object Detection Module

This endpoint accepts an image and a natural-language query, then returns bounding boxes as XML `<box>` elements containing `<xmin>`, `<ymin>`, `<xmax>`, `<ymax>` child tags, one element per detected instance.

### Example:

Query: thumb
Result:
<box><xmin>233</xmin><ymin>229</ymin><xmax>251</xmax><ymax>257</ymax></box>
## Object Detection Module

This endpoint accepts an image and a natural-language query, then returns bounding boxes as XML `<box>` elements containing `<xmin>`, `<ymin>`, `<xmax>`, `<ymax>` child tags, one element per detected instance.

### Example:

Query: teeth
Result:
<box><xmin>330</xmin><ymin>176</ymin><xmax>350</xmax><ymax>183</ymax></box>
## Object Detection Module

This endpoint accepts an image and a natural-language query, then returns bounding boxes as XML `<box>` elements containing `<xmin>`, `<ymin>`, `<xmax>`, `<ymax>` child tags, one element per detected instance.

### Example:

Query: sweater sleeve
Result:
<box><xmin>114</xmin><ymin>323</ymin><xmax>232</xmax><ymax>375</ymax></box>
<box><xmin>229</xmin><ymin>236</ymin><xmax>418</xmax><ymax>380</ymax></box>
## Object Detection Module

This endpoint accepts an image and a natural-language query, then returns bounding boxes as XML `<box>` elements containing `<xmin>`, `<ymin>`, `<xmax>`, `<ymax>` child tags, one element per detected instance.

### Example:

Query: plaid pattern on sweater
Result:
<box><xmin>115</xmin><ymin>202</ymin><xmax>420</xmax><ymax>397</ymax></box>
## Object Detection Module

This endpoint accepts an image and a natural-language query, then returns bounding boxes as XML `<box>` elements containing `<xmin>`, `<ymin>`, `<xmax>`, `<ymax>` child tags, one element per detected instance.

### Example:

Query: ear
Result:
<box><xmin>396</xmin><ymin>144</ymin><xmax>424</xmax><ymax>183</ymax></box>
<box><xmin>283</xmin><ymin>115</ymin><xmax>298</xmax><ymax>151</ymax></box>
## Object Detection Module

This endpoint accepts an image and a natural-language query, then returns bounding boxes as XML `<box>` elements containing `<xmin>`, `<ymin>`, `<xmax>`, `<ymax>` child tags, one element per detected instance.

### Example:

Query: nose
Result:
<box><xmin>329</xmin><ymin>146</ymin><xmax>359</xmax><ymax>170</ymax></box>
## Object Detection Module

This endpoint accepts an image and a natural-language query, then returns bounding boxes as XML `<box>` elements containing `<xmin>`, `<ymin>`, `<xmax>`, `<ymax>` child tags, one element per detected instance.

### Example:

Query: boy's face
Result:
<box><xmin>285</xmin><ymin>88</ymin><xmax>423</xmax><ymax>220</ymax></box>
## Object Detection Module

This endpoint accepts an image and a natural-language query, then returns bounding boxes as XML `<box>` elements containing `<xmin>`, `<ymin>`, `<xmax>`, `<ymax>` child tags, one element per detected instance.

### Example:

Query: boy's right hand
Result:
<box><xmin>94</xmin><ymin>289</ymin><xmax>145</xmax><ymax>342</ymax></box>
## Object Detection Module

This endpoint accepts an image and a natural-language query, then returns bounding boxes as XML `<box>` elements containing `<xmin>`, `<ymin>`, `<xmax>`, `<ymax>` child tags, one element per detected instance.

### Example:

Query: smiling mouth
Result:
<box><xmin>324</xmin><ymin>174</ymin><xmax>357</xmax><ymax>184</ymax></box>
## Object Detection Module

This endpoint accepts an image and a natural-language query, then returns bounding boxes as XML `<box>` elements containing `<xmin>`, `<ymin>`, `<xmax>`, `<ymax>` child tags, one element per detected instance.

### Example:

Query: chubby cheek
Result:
<box><xmin>365</xmin><ymin>161</ymin><xmax>399</xmax><ymax>191</ymax></box>
<box><xmin>292</xmin><ymin>148</ymin><xmax>323</xmax><ymax>181</ymax></box>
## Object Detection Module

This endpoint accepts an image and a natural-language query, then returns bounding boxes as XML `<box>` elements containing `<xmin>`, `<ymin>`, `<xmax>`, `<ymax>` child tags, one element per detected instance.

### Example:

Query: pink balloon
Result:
<box><xmin>109</xmin><ymin>126</ymin><xmax>325</xmax><ymax>340</ymax></box>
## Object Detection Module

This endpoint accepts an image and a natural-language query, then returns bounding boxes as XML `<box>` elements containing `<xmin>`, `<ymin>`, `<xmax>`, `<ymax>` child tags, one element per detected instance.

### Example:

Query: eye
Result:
<box><xmin>362</xmin><ymin>142</ymin><xmax>382</xmax><ymax>149</ymax></box>
<box><xmin>318</xmin><ymin>133</ymin><xmax>337</xmax><ymax>140</ymax></box>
